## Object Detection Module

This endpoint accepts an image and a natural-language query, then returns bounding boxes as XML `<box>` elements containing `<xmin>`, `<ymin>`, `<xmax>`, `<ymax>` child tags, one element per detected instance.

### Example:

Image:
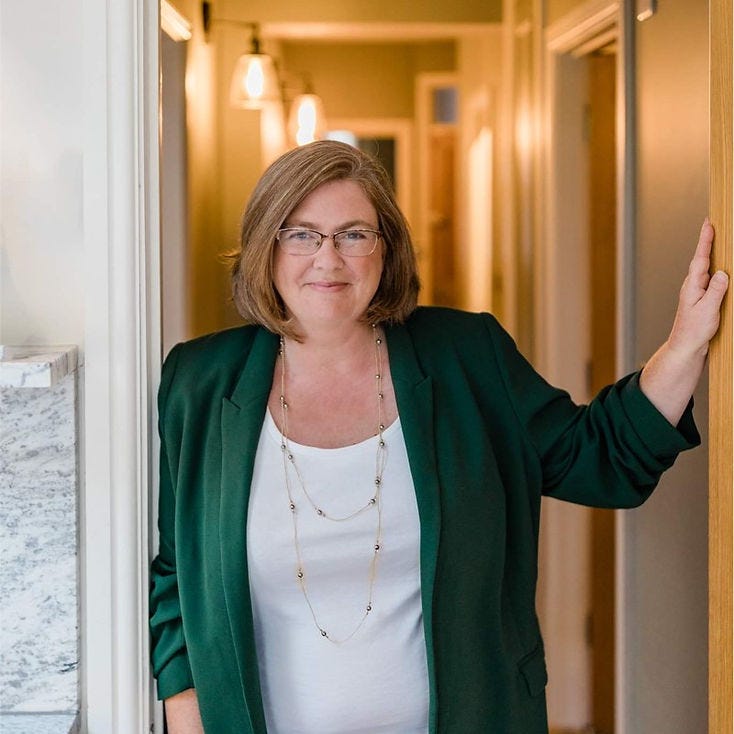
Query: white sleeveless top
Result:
<box><xmin>246</xmin><ymin>412</ymin><xmax>430</xmax><ymax>734</ymax></box>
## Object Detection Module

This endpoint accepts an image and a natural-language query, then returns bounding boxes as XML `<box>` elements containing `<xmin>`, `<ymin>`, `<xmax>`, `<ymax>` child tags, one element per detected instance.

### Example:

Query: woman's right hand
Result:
<box><xmin>165</xmin><ymin>688</ymin><xmax>204</xmax><ymax>734</ymax></box>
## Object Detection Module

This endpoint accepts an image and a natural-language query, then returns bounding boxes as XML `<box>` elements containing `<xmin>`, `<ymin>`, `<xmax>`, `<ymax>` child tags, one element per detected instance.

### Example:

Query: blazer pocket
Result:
<box><xmin>518</xmin><ymin>642</ymin><xmax>548</xmax><ymax>697</ymax></box>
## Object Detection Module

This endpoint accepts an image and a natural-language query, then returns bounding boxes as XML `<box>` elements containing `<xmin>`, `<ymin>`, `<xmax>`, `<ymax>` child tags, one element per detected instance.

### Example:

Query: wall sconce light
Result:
<box><xmin>201</xmin><ymin>1</ymin><xmax>329</xmax><ymax>137</ymax></box>
<box><xmin>229</xmin><ymin>24</ymin><xmax>281</xmax><ymax>109</ymax></box>
<box><xmin>288</xmin><ymin>78</ymin><xmax>327</xmax><ymax>146</ymax></box>
<box><xmin>636</xmin><ymin>0</ymin><xmax>657</xmax><ymax>21</ymax></box>
<box><xmin>202</xmin><ymin>3</ymin><xmax>281</xmax><ymax>109</ymax></box>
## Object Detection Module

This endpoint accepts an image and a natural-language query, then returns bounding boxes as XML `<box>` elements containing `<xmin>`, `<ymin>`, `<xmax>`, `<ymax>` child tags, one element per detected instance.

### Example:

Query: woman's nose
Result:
<box><xmin>312</xmin><ymin>236</ymin><xmax>344</xmax><ymax>266</ymax></box>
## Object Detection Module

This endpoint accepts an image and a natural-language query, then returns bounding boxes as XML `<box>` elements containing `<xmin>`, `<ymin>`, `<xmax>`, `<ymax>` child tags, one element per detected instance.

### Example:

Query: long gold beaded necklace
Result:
<box><xmin>278</xmin><ymin>324</ymin><xmax>387</xmax><ymax>644</ymax></box>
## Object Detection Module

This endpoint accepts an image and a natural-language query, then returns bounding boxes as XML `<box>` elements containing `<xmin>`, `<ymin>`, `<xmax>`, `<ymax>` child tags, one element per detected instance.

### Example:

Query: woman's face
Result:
<box><xmin>273</xmin><ymin>179</ymin><xmax>384</xmax><ymax>334</ymax></box>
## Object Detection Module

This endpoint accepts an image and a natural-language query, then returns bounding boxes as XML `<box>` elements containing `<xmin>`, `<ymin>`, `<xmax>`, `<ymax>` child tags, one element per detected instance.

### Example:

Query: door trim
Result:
<box><xmin>81</xmin><ymin>0</ymin><xmax>161</xmax><ymax>730</ymax></box>
<box><xmin>709</xmin><ymin>0</ymin><xmax>734</xmax><ymax>730</ymax></box>
<box><xmin>540</xmin><ymin>2</ymin><xmax>634</xmax><ymax>731</ymax></box>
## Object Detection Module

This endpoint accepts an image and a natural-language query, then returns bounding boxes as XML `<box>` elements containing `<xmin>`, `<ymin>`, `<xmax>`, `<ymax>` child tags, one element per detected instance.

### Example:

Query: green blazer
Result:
<box><xmin>150</xmin><ymin>307</ymin><xmax>698</xmax><ymax>733</ymax></box>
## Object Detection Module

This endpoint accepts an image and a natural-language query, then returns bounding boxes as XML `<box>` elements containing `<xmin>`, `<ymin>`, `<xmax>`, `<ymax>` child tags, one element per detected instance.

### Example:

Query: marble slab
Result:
<box><xmin>0</xmin><ymin>346</ymin><xmax>78</xmax><ymax>388</ymax></box>
<box><xmin>0</xmin><ymin>712</ymin><xmax>79</xmax><ymax>734</ymax></box>
<box><xmin>0</xmin><ymin>371</ymin><xmax>79</xmax><ymax>713</ymax></box>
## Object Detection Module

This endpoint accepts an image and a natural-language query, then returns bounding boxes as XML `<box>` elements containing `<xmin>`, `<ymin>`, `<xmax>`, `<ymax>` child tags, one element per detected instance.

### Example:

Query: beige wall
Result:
<box><xmin>168</xmin><ymin>0</ymin><xmax>255</xmax><ymax>338</ymax></box>
<box><xmin>220</xmin><ymin>0</ymin><xmax>501</xmax><ymax>23</ymax></box>
<box><xmin>546</xmin><ymin>0</ymin><xmax>588</xmax><ymax>25</ymax></box>
<box><xmin>281</xmin><ymin>41</ymin><xmax>454</xmax><ymax>119</ymax></box>
<box><xmin>622</xmin><ymin>2</ymin><xmax>710</xmax><ymax>731</ymax></box>
<box><xmin>455</xmin><ymin>32</ymin><xmax>504</xmax><ymax>313</ymax></box>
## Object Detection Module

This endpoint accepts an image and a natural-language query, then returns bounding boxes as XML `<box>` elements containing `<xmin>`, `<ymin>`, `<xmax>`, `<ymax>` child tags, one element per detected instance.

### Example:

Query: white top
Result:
<box><xmin>247</xmin><ymin>412</ymin><xmax>430</xmax><ymax>734</ymax></box>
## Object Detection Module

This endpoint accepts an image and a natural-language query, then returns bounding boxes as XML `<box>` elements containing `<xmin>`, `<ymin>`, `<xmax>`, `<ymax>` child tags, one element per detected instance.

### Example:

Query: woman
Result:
<box><xmin>150</xmin><ymin>141</ymin><xmax>728</xmax><ymax>733</ymax></box>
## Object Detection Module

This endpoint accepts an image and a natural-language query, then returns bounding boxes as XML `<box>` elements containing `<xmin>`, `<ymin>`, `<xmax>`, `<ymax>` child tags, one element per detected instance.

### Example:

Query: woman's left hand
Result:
<box><xmin>667</xmin><ymin>219</ymin><xmax>729</xmax><ymax>360</ymax></box>
<box><xmin>639</xmin><ymin>219</ymin><xmax>728</xmax><ymax>426</ymax></box>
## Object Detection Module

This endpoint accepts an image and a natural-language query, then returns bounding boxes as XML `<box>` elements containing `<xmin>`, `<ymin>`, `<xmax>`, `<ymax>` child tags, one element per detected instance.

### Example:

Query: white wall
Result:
<box><xmin>621</xmin><ymin>2</ymin><xmax>709</xmax><ymax>731</ymax></box>
<box><xmin>0</xmin><ymin>1</ymin><xmax>85</xmax><ymax>349</ymax></box>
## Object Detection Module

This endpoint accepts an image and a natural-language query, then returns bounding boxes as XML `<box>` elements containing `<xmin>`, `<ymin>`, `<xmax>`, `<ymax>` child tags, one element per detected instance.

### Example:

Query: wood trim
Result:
<box><xmin>614</xmin><ymin>4</ymin><xmax>636</xmax><ymax>732</ymax></box>
<box><xmin>588</xmin><ymin>52</ymin><xmax>617</xmax><ymax>733</ymax></box>
<box><xmin>710</xmin><ymin>0</ymin><xmax>734</xmax><ymax>731</ymax></box>
<box><xmin>545</xmin><ymin>0</ymin><xmax>618</xmax><ymax>54</ymax></box>
<box><xmin>259</xmin><ymin>21</ymin><xmax>499</xmax><ymax>41</ymax></box>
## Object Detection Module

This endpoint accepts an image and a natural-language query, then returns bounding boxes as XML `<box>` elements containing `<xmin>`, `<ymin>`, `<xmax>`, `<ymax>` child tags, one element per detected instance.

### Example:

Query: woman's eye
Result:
<box><xmin>341</xmin><ymin>230</ymin><xmax>367</xmax><ymax>241</ymax></box>
<box><xmin>289</xmin><ymin>230</ymin><xmax>313</xmax><ymax>241</ymax></box>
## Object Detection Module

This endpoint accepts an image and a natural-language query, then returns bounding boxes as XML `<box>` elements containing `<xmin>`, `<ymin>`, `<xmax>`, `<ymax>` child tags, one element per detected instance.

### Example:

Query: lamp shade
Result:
<box><xmin>288</xmin><ymin>93</ymin><xmax>327</xmax><ymax>146</ymax></box>
<box><xmin>229</xmin><ymin>53</ymin><xmax>280</xmax><ymax>109</ymax></box>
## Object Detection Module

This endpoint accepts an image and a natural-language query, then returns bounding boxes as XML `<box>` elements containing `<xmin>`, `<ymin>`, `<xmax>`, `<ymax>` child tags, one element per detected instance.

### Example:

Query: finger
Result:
<box><xmin>689</xmin><ymin>220</ymin><xmax>714</xmax><ymax>275</ymax></box>
<box><xmin>699</xmin><ymin>218</ymin><xmax>714</xmax><ymax>252</ymax></box>
<box><xmin>698</xmin><ymin>270</ymin><xmax>729</xmax><ymax>312</ymax></box>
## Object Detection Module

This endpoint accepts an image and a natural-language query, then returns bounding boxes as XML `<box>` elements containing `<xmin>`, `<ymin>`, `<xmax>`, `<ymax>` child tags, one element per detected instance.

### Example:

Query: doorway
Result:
<box><xmin>538</xmin><ymin>4</ymin><xmax>622</xmax><ymax>732</ymax></box>
<box><xmin>416</xmin><ymin>73</ymin><xmax>459</xmax><ymax>306</ymax></box>
<box><xmin>156</xmin><ymin>4</ymin><xmax>617</xmax><ymax>733</ymax></box>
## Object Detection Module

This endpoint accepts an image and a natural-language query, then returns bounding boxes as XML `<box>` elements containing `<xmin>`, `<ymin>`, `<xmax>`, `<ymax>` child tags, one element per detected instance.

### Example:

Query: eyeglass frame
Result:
<box><xmin>275</xmin><ymin>227</ymin><xmax>382</xmax><ymax>257</ymax></box>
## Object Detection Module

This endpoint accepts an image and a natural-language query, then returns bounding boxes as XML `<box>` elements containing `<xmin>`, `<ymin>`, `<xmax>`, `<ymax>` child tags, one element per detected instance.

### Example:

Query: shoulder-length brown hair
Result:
<box><xmin>228</xmin><ymin>140</ymin><xmax>420</xmax><ymax>339</ymax></box>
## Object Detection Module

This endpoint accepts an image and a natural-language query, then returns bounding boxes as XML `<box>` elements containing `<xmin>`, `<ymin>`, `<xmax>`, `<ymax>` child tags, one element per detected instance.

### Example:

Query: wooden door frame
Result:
<box><xmin>709</xmin><ymin>1</ymin><xmax>734</xmax><ymax>732</ymax></box>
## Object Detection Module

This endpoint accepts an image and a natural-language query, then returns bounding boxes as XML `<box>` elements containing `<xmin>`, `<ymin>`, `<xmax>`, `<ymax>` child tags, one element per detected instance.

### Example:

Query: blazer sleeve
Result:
<box><xmin>483</xmin><ymin>313</ymin><xmax>701</xmax><ymax>507</ymax></box>
<box><xmin>149</xmin><ymin>344</ymin><xmax>195</xmax><ymax>699</ymax></box>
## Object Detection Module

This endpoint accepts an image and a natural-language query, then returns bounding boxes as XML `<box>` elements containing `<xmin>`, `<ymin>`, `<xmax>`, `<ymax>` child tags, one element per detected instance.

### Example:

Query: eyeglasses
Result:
<box><xmin>276</xmin><ymin>227</ymin><xmax>382</xmax><ymax>257</ymax></box>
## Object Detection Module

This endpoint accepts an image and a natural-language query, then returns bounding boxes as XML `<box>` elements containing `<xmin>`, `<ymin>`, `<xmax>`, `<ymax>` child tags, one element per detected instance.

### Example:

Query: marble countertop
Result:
<box><xmin>0</xmin><ymin>346</ymin><xmax>78</xmax><ymax>388</ymax></box>
<box><xmin>0</xmin><ymin>712</ymin><xmax>79</xmax><ymax>733</ymax></box>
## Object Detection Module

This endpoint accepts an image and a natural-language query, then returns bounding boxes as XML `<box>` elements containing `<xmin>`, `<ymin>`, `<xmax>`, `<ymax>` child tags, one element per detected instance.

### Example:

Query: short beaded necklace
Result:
<box><xmin>278</xmin><ymin>324</ymin><xmax>387</xmax><ymax>644</ymax></box>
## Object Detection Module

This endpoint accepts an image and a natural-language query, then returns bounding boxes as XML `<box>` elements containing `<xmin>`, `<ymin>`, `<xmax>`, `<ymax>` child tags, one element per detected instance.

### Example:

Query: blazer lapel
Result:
<box><xmin>220</xmin><ymin>327</ymin><xmax>279</xmax><ymax>730</ymax></box>
<box><xmin>385</xmin><ymin>321</ymin><xmax>442</xmax><ymax>733</ymax></box>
